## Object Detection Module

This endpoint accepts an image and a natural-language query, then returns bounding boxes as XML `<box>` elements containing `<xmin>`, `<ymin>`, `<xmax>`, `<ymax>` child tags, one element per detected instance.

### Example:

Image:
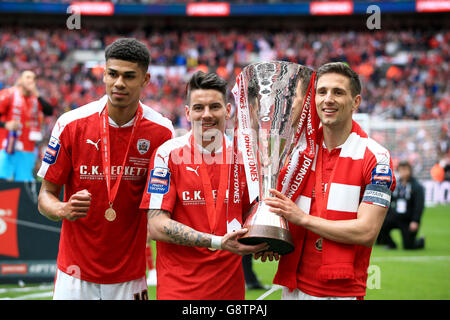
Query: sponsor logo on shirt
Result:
<box><xmin>186</xmin><ymin>166</ymin><xmax>200</xmax><ymax>177</ymax></box>
<box><xmin>371</xmin><ymin>164</ymin><xmax>392</xmax><ymax>188</ymax></box>
<box><xmin>78</xmin><ymin>165</ymin><xmax>148</xmax><ymax>181</ymax></box>
<box><xmin>86</xmin><ymin>138</ymin><xmax>100</xmax><ymax>151</ymax></box>
<box><xmin>147</xmin><ymin>167</ymin><xmax>170</xmax><ymax>194</ymax></box>
<box><xmin>156</xmin><ymin>153</ymin><xmax>168</xmax><ymax>164</ymax></box>
<box><xmin>43</xmin><ymin>136</ymin><xmax>60</xmax><ymax>165</ymax></box>
<box><xmin>181</xmin><ymin>189</ymin><xmax>230</xmax><ymax>205</ymax></box>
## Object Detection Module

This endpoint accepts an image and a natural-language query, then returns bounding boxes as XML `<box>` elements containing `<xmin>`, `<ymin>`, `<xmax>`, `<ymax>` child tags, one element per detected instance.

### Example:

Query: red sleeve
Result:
<box><xmin>38</xmin><ymin>119</ymin><xmax>73</xmax><ymax>186</ymax></box>
<box><xmin>0</xmin><ymin>88</ymin><xmax>12</xmax><ymax>116</ymax></box>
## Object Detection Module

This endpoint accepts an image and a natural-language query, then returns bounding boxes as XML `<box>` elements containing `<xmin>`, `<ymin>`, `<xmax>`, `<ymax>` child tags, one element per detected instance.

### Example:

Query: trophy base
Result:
<box><xmin>238</xmin><ymin>225</ymin><xmax>294</xmax><ymax>255</ymax></box>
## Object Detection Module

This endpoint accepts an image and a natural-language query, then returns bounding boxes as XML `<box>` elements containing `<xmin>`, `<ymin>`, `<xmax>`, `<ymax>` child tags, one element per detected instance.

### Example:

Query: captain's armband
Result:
<box><xmin>362</xmin><ymin>184</ymin><xmax>391</xmax><ymax>208</ymax></box>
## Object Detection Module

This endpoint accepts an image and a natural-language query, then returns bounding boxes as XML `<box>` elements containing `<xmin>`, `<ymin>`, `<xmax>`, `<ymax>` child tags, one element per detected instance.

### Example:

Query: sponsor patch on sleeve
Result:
<box><xmin>42</xmin><ymin>136</ymin><xmax>60</xmax><ymax>165</ymax></box>
<box><xmin>370</xmin><ymin>164</ymin><xmax>393</xmax><ymax>189</ymax></box>
<box><xmin>362</xmin><ymin>184</ymin><xmax>392</xmax><ymax>208</ymax></box>
<box><xmin>147</xmin><ymin>167</ymin><xmax>170</xmax><ymax>194</ymax></box>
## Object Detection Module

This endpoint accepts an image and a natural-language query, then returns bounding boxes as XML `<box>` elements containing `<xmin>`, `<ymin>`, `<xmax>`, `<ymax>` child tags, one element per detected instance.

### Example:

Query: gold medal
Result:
<box><xmin>315</xmin><ymin>237</ymin><xmax>323</xmax><ymax>251</ymax></box>
<box><xmin>100</xmin><ymin>106</ymin><xmax>142</xmax><ymax>224</ymax></box>
<box><xmin>105</xmin><ymin>207</ymin><xmax>116</xmax><ymax>222</ymax></box>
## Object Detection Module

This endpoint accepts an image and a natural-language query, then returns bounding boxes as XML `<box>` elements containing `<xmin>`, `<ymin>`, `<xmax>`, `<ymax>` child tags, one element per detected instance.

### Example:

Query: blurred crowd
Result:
<box><xmin>0</xmin><ymin>25</ymin><xmax>448</xmax><ymax>181</ymax></box>
<box><xmin>371</xmin><ymin>119</ymin><xmax>449</xmax><ymax>180</ymax></box>
<box><xmin>0</xmin><ymin>27</ymin><xmax>448</xmax><ymax>129</ymax></box>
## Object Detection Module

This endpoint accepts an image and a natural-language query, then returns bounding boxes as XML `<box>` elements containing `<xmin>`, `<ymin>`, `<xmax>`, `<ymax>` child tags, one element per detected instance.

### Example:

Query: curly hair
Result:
<box><xmin>105</xmin><ymin>38</ymin><xmax>150</xmax><ymax>72</ymax></box>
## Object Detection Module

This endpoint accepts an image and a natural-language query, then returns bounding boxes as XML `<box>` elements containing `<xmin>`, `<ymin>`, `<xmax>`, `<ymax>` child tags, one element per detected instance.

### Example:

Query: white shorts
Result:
<box><xmin>53</xmin><ymin>269</ymin><xmax>148</xmax><ymax>300</ymax></box>
<box><xmin>281</xmin><ymin>287</ymin><xmax>357</xmax><ymax>300</ymax></box>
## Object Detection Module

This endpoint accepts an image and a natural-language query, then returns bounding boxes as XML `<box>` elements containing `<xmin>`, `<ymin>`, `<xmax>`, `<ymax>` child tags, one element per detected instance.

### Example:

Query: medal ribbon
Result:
<box><xmin>190</xmin><ymin>134</ymin><xmax>228</xmax><ymax>235</ymax></box>
<box><xmin>278</xmin><ymin>71</ymin><xmax>318</xmax><ymax>202</ymax></box>
<box><xmin>100</xmin><ymin>103</ymin><xmax>143</xmax><ymax>210</ymax></box>
<box><xmin>231</xmin><ymin>73</ymin><xmax>260</xmax><ymax>204</ymax></box>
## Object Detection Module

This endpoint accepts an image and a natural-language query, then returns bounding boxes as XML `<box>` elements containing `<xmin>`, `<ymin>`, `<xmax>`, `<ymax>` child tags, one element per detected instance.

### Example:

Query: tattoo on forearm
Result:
<box><xmin>148</xmin><ymin>209</ymin><xmax>168</xmax><ymax>219</ymax></box>
<box><xmin>163</xmin><ymin>220</ymin><xmax>211</xmax><ymax>247</ymax></box>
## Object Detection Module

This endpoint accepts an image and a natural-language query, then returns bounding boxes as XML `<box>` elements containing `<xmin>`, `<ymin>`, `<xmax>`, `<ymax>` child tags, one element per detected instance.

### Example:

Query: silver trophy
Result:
<box><xmin>231</xmin><ymin>61</ymin><xmax>314</xmax><ymax>255</ymax></box>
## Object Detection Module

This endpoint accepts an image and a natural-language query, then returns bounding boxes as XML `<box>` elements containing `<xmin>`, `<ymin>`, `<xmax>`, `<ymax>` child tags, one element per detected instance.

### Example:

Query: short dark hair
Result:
<box><xmin>186</xmin><ymin>71</ymin><xmax>227</xmax><ymax>104</ymax></box>
<box><xmin>398</xmin><ymin>160</ymin><xmax>412</xmax><ymax>170</ymax></box>
<box><xmin>298</xmin><ymin>66</ymin><xmax>314</xmax><ymax>97</ymax></box>
<box><xmin>105</xmin><ymin>38</ymin><xmax>150</xmax><ymax>72</ymax></box>
<box><xmin>316</xmin><ymin>62</ymin><xmax>361</xmax><ymax>97</ymax></box>
<box><xmin>247</xmin><ymin>79</ymin><xmax>258</xmax><ymax>102</ymax></box>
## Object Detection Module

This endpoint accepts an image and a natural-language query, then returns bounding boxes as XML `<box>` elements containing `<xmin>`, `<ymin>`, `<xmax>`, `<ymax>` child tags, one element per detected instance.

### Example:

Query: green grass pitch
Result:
<box><xmin>0</xmin><ymin>204</ymin><xmax>448</xmax><ymax>300</ymax></box>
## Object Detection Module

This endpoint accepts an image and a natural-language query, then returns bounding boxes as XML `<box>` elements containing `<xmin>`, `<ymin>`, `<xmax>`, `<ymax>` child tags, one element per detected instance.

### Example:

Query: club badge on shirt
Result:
<box><xmin>147</xmin><ymin>167</ymin><xmax>170</xmax><ymax>194</ymax></box>
<box><xmin>137</xmin><ymin>139</ymin><xmax>150</xmax><ymax>155</ymax></box>
<box><xmin>43</xmin><ymin>136</ymin><xmax>60</xmax><ymax>165</ymax></box>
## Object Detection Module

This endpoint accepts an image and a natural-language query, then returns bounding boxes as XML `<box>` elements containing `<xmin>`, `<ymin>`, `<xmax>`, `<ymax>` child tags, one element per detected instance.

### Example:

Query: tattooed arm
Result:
<box><xmin>147</xmin><ymin>209</ymin><xmax>268</xmax><ymax>255</ymax></box>
<box><xmin>147</xmin><ymin>209</ymin><xmax>211</xmax><ymax>247</ymax></box>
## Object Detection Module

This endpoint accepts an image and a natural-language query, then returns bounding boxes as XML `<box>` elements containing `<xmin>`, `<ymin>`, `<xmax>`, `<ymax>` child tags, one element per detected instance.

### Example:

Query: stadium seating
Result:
<box><xmin>0</xmin><ymin>27</ymin><xmax>448</xmax><ymax>128</ymax></box>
